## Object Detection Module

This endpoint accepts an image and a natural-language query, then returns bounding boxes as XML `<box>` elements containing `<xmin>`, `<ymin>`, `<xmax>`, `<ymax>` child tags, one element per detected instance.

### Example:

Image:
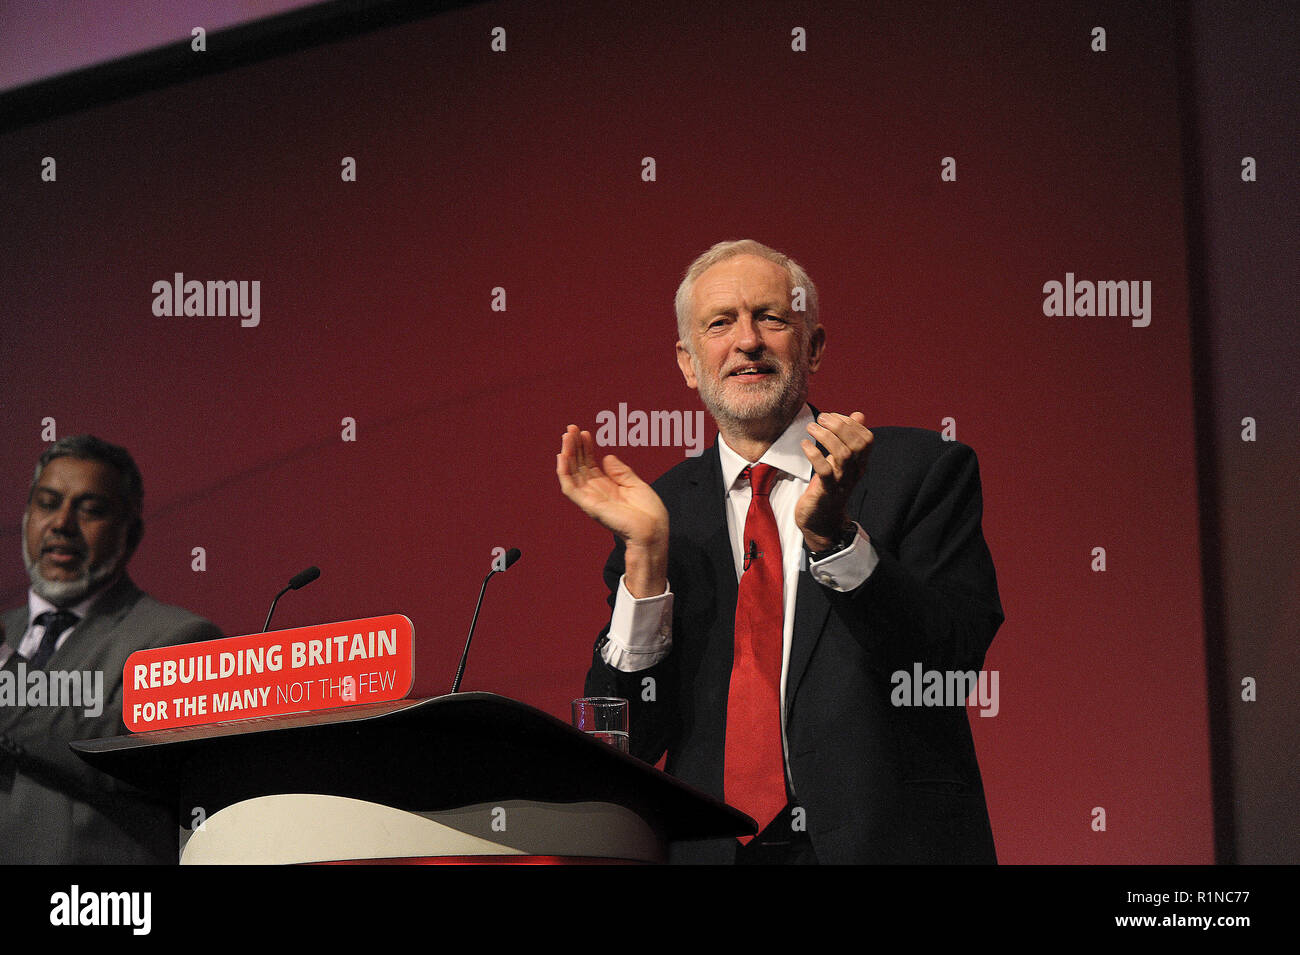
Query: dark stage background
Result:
<box><xmin>2</xmin><ymin>0</ymin><xmax>1293</xmax><ymax>864</ymax></box>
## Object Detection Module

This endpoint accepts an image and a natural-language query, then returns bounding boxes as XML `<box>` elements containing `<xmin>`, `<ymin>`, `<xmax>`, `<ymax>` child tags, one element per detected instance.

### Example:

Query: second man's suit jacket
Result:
<box><xmin>0</xmin><ymin>574</ymin><xmax>221</xmax><ymax>863</ymax></box>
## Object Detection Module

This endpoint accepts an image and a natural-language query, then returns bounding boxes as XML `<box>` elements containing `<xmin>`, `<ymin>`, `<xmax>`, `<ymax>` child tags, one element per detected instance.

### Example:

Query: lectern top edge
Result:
<box><xmin>71</xmin><ymin>691</ymin><xmax>757</xmax><ymax>843</ymax></box>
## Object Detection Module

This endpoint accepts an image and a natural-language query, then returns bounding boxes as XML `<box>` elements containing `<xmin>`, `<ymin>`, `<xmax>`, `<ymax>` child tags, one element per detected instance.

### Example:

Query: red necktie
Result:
<box><xmin>725</xmin><ymin>463</ymin><xmax>787</xmax><ymax>840</ymax></box>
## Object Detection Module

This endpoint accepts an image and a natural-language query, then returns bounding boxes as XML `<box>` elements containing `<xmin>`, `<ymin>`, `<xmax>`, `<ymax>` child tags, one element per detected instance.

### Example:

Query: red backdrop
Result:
<box><xmin>0</xmin><ymin>0</ymin><xmax>1213</xmax><ymax>862</ymax></box>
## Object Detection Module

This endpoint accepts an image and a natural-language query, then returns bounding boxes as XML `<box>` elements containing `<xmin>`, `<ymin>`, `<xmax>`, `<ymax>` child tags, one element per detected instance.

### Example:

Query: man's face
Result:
<box><xmin>23</xmin><ymin>456</ymin><xmax>135</xmax><ymax>606</ymax></box>
<box><xmin>676</xmin><ymin>254</ymin><xmax>824</xmax><ymax>434</ymax></box>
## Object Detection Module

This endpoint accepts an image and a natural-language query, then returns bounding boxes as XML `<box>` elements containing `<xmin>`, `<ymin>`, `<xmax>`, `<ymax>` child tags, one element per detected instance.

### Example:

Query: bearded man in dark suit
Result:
<box><xmin>0</xmin><ymin>435</ymin><xmax>220</xmax><ymax>863</ymax></box>
<box><xmin>557</xmin><ymin>240</ymin><xmax>1003</xmax><ymax>864</ymax></box>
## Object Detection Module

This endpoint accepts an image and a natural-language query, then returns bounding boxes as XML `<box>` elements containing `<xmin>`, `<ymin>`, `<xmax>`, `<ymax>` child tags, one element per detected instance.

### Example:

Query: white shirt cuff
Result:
<box><xmin>600</xmin><ymin>575</ymin><xmax>673</xmax><ymax>671</ymax></box>
<box><xmin>808</xmin><ymin>523</ymin><xmax>878</xmax><ymax>592</ymax></box>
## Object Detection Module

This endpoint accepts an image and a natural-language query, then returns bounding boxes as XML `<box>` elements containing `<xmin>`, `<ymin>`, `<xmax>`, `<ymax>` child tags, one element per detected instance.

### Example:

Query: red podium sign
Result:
<box><xmin>123</xmin><ymin>615</ymin><xmax>415</xmax><ymax>731</ymax></box>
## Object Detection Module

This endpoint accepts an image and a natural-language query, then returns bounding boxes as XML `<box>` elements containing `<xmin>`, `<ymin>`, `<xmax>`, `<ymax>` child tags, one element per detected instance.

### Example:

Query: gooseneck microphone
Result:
<box><xmin>263</xmin><ymin>565</ymin><xmax>321</xmax><ymax>632</ymax></box>
<box><xmin>451</xmin><ymin>548</ymin><xmax>522</xmax><ymax>693</ymax></box>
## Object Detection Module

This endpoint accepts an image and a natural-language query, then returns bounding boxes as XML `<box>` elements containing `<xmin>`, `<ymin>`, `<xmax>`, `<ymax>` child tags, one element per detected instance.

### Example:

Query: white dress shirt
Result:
<box><xmin>600</xmin><ymin>406</ymin><xmax>879</xmax><ymax>735</ymax></box>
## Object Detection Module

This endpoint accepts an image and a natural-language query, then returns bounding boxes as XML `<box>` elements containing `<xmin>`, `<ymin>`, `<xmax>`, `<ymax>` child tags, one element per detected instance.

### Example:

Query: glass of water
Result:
<box><xmin>571</xmin><ymin>697</ymin><xmax>629</xmax><ymax>753</ymax></box>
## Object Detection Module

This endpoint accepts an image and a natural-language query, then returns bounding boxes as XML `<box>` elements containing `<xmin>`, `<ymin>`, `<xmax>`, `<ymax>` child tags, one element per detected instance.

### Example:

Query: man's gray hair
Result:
<box><xmin>674</xmin><ymin>239</ymin><xmax>820</xmax><ymax>347</ymax></box>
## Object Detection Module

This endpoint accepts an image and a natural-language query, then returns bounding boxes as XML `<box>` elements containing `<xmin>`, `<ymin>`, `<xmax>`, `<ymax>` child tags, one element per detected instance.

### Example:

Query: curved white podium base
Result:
<box><xmin>180</xmin><ymin>793</ymin><xmax>664</xmax><ymax>864</ymax></box>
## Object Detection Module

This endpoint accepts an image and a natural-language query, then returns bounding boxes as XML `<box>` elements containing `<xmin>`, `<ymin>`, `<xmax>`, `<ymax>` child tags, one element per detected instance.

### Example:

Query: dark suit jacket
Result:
<box><xmin>0</xmin><ymin>575</ymin><xmax>221</xmax><ymax>863</ymax></box>
<box><xmin>586</xmin><ymin>426</ymin><xmax>1004</xmax><ymax>863</ymax></box>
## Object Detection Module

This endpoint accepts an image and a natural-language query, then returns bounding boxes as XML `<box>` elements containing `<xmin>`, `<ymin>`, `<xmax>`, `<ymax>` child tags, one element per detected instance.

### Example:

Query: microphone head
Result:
<box><xmin>503</xmin><ymin>548</ymin><xmax>522</xmax><ymax>570</ymax></box>
<box><xmin>289</xmin><ymin>566</ymin><xmax>321</xmax><ymax>590</ymax></box>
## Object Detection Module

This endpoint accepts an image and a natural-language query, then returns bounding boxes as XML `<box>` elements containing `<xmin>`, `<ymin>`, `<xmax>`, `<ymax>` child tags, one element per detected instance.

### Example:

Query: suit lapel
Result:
<box><xmin>0</xmin><ymin>606</ymin><xmax>31</xmax><ymax>733</ymax></box>
<box><xmin>2</xmin><ymin>606</ymin><xmax>29</xmax><ymax>655</ymax></box>
<box><xmin>682</xmin><ymin>445</ymin><xmax>731</xmax><ymax>577</ymax></box>
<box><xmin>675</xmin><ymin>445</ymin><xmax>738</xmax><ymax>762</ymax></box>
<box><xmin>785</xmin><ymin>441</ymin><xmax>874</xmax><ymax>709</ymax></box>
<box><xmin>42</xmin><ymin>575</ymin><xmax>141</xmax><ymax>672</ymax></box>
<box><xmin>786</xmin><ymin>571</ymin><xmax>830</xmax><ymax>708</ymax></box>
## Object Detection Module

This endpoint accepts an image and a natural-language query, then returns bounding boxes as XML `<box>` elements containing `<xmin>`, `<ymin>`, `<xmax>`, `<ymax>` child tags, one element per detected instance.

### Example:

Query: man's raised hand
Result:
<box><xmin>557</xmin><ymin>425</ymin><xmax>669</xmax><ymax>597</ymax></box>
<box><xmin>797</xmin><ymin>411</ymin><xmax>873</xmax><ymax>552</ymax></box>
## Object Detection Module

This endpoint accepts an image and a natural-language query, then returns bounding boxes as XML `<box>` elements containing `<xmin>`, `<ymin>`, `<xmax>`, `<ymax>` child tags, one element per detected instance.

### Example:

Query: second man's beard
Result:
<box><xmin>22</xmin><ymin>536</ymin><xmax>125</xmax><ymax>608</ymax></box>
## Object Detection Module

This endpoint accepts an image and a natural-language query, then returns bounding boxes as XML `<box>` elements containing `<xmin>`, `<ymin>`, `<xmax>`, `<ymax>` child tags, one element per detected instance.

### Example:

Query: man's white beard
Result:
<box><xmin>693</xmin><ymin>351</ymin><xmax>810</xmax><ymax>438</ymax></box>
<box><xmin>22</xmin><ymin>533</ymin><xmax>124</xmax><ymax>608</ymax></box>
